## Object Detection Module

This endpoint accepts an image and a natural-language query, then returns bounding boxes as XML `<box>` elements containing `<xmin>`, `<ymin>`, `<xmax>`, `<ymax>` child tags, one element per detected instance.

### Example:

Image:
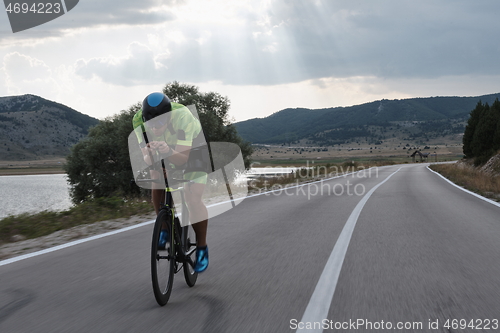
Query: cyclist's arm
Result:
<box><xmin>142</xmin><ymin>146</ymin><xmax>154</xmax><ymax>166</ymax></box>
<box><xmin>143</xmin><ymin>140</ymin><xmax>190</xmax><ymax>166</ymax></box>
<box><xmin>132</xmin><ymin>115</ymin><xmax>153</xmax><ymax>165</ymax></box>
<box><xmin>137</xmin><ymin>132</ymin><xmax>155</xmax><ymax>166</ymax></box>
<box><xmin>147</xmin><ymin>141</ymin><xmax>190</xmax><ymax>166</ymax></box>
<box><xmin>169</xmin><ymin>144</ymin><xmax>191</xmax><ymax>165</ymax></box>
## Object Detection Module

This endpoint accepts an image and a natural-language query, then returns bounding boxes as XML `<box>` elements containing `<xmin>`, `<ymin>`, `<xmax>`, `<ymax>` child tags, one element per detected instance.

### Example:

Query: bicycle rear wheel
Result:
<box><xmin>182</xmin><ymin>224</ymin><xmax>198</xmax><ymax>287</ymax></box>
<box><xmin>151</xmin><ymin>209</ymin><xmax>175</xmax><ymax>306</ymax></box>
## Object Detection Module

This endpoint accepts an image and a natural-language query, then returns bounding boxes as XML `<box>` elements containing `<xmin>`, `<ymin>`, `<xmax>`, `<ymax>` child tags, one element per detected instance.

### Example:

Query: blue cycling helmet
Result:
<box><xmin>142</xmin><ymin>92</ymin><xmax>172</xmax><ymax>122</ymax></box>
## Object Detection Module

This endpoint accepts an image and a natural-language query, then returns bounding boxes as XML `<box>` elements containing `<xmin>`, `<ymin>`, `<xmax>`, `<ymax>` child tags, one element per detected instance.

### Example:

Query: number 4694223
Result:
<box><xmin>5</xmin><ymin>2</ymin><xmax>62</xmax><ymax>14</ymax></box>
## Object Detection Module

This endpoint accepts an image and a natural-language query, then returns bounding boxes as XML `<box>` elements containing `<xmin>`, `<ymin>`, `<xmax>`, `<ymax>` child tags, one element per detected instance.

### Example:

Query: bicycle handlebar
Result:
<box><xmin>134</xmin><ymin>178</ymin><xmax>192</xmax><ymax>184</ymax></box>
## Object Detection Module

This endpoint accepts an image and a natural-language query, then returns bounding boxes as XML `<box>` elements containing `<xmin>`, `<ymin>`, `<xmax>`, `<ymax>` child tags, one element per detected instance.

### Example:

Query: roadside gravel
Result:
<box><xmin>0</xmin><ymin>212</ymin><xmax>156</xmax><ymax>261</ymax></box>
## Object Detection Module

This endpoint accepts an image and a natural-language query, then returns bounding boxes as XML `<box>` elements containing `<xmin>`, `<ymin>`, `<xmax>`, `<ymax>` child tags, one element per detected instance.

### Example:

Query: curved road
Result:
<box><xmin>1</xmin><ymin>163</ymin><xmax>500</xmax><ymax>332</ymax></box>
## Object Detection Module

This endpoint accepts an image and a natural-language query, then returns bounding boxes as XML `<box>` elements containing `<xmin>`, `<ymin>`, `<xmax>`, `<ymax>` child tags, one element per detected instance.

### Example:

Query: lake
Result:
<box><xmin>0</xmin><ymin>174</ymin><xmax>73</xmax><ymax>219</ymax></box>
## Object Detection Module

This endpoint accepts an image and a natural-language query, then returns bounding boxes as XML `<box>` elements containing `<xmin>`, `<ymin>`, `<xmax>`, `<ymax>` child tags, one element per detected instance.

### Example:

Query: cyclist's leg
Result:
<box><xmin>184</xmin><ymin>182</ymin><xmax>208</xmax><ymax>246</ymax></box>
<box><xmin>183</xmin><ymin>171</ymin><xmax>209</xmax><ymax>272</ymax></box>
<box><xmin>152</xmin><ymin>189</ymin><xmax>165</xmax><ymax>215</ymax></box>
<box><xmin>151</xmin><ymin>169</ymin><xmax>168</xmax><ymax>248</ymax></box>
<box><xmin>150</xmin><ymin>168</ymin><xmax>167</xmax><ymax>215</ymax></box>
<box><xmin>192</xmin><ymin>220</ymin><xmax>208</xmax><ymax>247</ymax></box>
<box><xmin>152</xmin><ymin>188</ymin><xmax>169</xmax><ymax>249</ymax></box>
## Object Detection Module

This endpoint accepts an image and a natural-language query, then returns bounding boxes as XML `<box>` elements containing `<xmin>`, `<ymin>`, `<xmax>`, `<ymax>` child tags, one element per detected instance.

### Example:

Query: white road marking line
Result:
<box><xmin>0</xmin><ymin>221</ymin><xmax>155</xmax><ymax>267</ymax></box>
<box><xmin>426</xmin><ymin>165</ymin><xmax>500</xmax><ymax>209</ymax></box>
<box><xmin>297</xmin><ymin>168</ymin><xmax>401</xmax><ymax>333</ymax></box>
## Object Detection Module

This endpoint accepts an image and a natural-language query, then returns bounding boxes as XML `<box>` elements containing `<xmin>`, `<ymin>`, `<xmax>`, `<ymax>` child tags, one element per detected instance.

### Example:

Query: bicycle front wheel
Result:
<box><xmin>151</xmin><ymin>209</ymin><xmax>175</xmax><ymax>306</ymax></box>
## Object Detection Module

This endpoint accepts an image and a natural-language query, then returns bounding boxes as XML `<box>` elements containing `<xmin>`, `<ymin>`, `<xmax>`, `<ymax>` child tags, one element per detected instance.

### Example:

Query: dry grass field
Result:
<box><xmin>251</xmin><ymin>143</ymin><xmax>463</xmax><ymax>166</ymax></box>
<box><xmin>430</xmin><ymin>157</ymin><xmax>500</xmax><ymax>202</ymax></box>
<box><xmin>0</xmin><ymin>157</ymin><xmax>65</xmax><ymax>175</ymax></box>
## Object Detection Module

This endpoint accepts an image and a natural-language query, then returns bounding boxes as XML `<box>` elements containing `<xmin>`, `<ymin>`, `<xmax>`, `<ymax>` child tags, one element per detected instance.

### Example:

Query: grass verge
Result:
<box><xmin>0</xmin><ymin>196</ymin><xmax>152</xmax><ymax>245</ymax></box>
<box><xmin>429</xmin><ymin>163</ymin><xmax>500</xmax><ymax>202</ymax></box>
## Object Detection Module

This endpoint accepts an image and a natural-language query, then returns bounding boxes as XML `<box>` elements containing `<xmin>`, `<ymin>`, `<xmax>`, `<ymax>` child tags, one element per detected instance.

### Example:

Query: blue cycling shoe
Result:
<box><xmin>194</xmin><ymin>246</ymin><xmax>209</xmax><ymax>273</ymax></box>
<box><xmin>158</xmin><ymin>230</ymin><xmax>169</xmax><ymax>250</ymax></box>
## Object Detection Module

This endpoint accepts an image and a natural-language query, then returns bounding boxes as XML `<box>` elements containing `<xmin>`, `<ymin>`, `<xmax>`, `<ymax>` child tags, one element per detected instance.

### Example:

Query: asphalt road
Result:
<box><xmin>1</xmin><ymin>163</ymin><xmax>499</xmax><ymax>333</ymax></box>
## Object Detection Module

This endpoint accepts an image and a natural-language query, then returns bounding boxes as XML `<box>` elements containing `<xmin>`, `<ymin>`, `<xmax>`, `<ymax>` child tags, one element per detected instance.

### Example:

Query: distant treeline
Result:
<box><xmin>235</xmin><ymin>93</ymin><xmax>500</xmax><ymax>144</ymax></box>
<box><xmin>463</xmin><ymin>99</ymin><xmax>500</xmax><ymax>165</ymax></box>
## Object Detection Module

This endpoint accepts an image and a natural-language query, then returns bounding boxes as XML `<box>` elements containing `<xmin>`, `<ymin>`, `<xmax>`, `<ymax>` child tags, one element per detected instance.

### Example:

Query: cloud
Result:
<box><xmin>0</xmin><ymin>52</ymin><xmax>59</xmax><ymax>94</ymax></box>
<box><xmin>74</xmin><ymin>42</ymin><xmax>170</xmax><ymax>86</ymax></box>
<box><xmin>142</xmin><ymin>0</ymin><xmax>500</xmax><ymax>86</ymax></box>
<box><xmin>113</xmin><ymin>0</ymin><xmax>500</xmax><ymax>87</ymax></box>
<box><xmin>4</xmin><ymin>0</ymin><xmax>500</xmax><ymax>91</ymax></box>
<box><xmin>257</xmin><ymin>0</ymin><xmax>500</xmax><ymax>81</ymax></box>
<box><xmin>3</xmin><ymin>52</ymin><xmax>51</xmax><ymax>80</ymax></box>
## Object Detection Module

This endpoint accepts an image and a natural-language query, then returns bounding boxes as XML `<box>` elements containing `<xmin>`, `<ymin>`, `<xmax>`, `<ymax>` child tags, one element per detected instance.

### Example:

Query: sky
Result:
<box><xmin>1</xmin><ymin>0</ymin><xmax>500</xmax><ymax>122</ymax></box>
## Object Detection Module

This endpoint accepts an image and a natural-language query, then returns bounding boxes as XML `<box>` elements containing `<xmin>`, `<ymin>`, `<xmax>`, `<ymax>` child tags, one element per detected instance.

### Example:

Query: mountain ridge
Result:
<box><xmin>0</xmin><ymin>94</ymin><xmax>99</xmax><ymax>161</ymax></box>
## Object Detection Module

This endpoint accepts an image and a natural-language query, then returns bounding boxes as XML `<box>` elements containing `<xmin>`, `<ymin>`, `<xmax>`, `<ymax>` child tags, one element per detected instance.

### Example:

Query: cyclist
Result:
<box><xmin>132</xmin><ymin>92</ymin><xmax>209</xmax><ymax>273</ymax></box>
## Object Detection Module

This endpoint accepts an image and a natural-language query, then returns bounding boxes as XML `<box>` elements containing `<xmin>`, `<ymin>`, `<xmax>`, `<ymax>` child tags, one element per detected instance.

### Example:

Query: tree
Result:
<box><xmin>65</xmin><ymin>83</ymin><xmax>253</xmax><ymax>203</ymax></box>
<box><xmin>471</xmin><ymin>103</ymin><xmax>495</xmax><ymax>162</ymax></box>
<box><xmin>463</xmin><ymin>101</ymin><xmax>486</xmax><ymax>158</ymax></box>
<box><xmin>463</xmin><ymin>99</ymin><xmax>500</xmax><ymax>165</ymax></box>
<box><xmin>491</xmin><ymin>99</ymin><xmax>500</xmax><ymax>153</ymax></box>
<box><xmin>65</xmin><ymin>104</ymin><xmax>141</xmax><ymax>203</ymax></box>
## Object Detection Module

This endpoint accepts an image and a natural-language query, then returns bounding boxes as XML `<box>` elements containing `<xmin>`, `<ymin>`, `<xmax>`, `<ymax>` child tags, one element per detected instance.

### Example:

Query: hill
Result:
<box><xmin>0</xmin><ymin>94</ymin><xmax>99</xmax><ymax>161</ymax></box>
<box><xmin>235</xmin><ymin>93</ymin><xmax>500</xmax><ymax>146</ymax></box>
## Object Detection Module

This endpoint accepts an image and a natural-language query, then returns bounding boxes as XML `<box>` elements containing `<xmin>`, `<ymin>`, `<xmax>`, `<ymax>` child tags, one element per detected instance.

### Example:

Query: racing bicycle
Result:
<box><xmin>136</xmin><ymin>167</ymin><xmax>198</xmax><ymax>306</ymax></box>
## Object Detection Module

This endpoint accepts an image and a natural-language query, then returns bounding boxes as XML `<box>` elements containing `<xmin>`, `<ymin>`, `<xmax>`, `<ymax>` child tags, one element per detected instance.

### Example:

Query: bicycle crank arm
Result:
<box><xmin>157</xmin><ymin>255</ymin><xmax>173</xmax><ymax>260</ymax></box>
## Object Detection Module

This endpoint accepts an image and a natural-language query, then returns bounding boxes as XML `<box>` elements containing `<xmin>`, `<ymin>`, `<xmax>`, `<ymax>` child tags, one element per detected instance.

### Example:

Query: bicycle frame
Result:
<box><xmin>135</xmin><ymin>176</ymin><xmax>197</xmax><ymax>270</ymax></box>
<box><xmin>162</xmin><ymin>182</ymin><xmax>196</xmax><ymax>271</ymax></box>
